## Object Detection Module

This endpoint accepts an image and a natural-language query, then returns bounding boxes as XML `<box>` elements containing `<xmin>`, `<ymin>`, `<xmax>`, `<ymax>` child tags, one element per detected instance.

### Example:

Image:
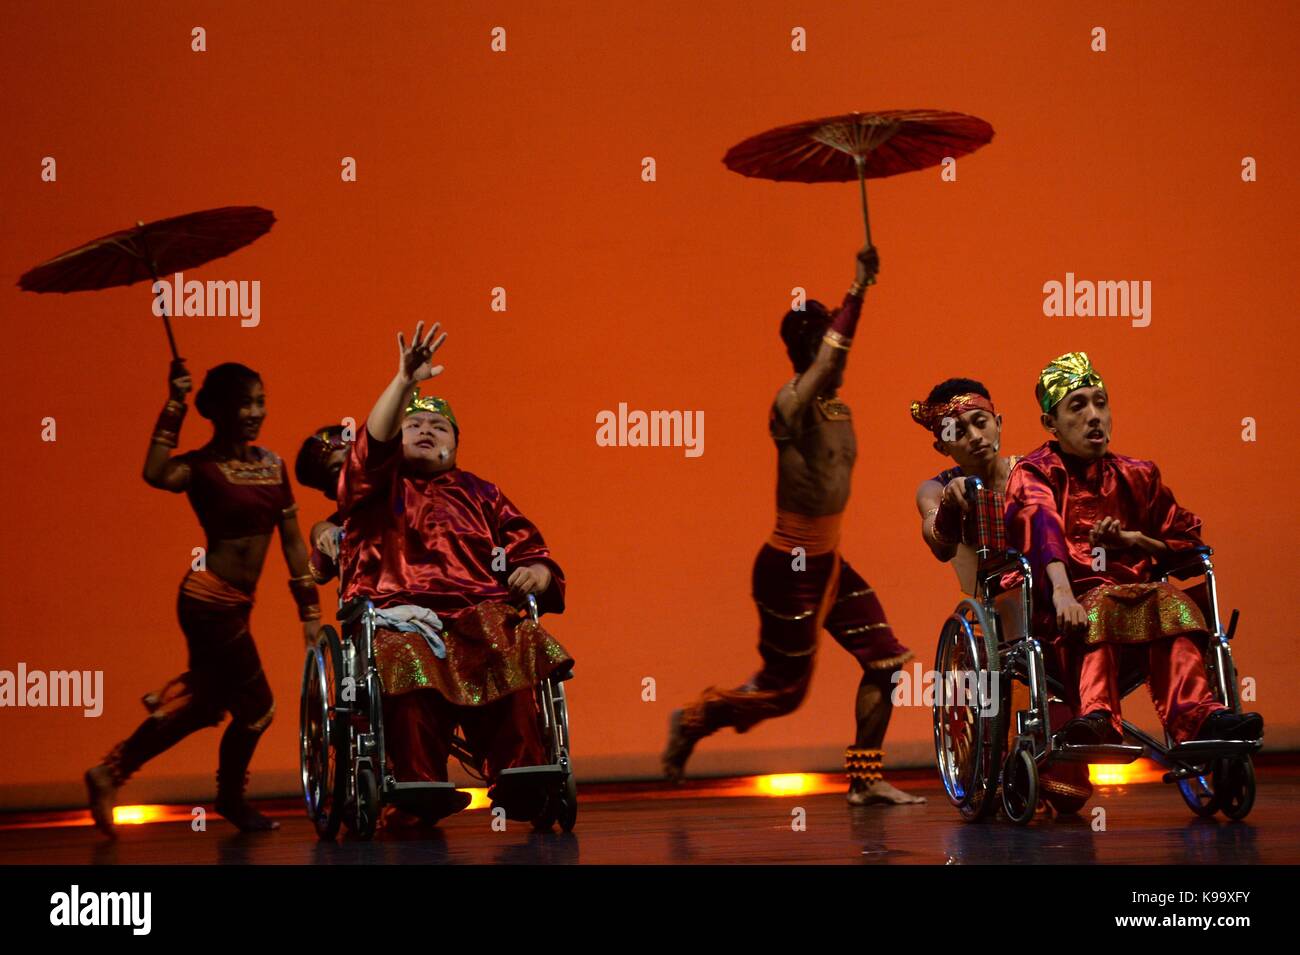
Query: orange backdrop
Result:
<box><xmin>2</xmin><ymin>1</ymin><xmax>1296</xmax><ymax>807</ymax></box>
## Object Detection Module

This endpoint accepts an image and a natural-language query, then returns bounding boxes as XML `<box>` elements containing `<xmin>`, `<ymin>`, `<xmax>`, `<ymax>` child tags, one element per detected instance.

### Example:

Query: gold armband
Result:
<box><xmin>289</xmin><ymin>573</ymin><xmax>321</xmax><ymax>622</ymax></box>
<box><xmin>152</xmin><ymin>399</ymin><xmax>187</xmax><ymax>448</ymax></box>
<box><xmin>822</xmin><ymin>329</ymin><xmax>853</xmax><ymax>351</ymax></box>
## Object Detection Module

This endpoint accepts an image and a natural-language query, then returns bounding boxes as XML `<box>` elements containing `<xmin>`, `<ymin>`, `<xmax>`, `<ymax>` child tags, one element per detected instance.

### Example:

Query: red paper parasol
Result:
<box><xmin>18</xmin><ymin>205</ymin><xmax>276</xmax><ymax>359</ymax></box>
<box><xmin>723</xmin><ymin>110</ymin><xmax>994</xmax><ymax>267</ymax></box>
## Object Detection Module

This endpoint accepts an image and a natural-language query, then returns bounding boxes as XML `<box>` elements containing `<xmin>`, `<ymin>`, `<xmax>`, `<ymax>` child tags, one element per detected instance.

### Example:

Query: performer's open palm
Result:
<box><xmin>396</xmin><ymin>320</ymin><xmax>447</xmax><ymax>384</ymax></box>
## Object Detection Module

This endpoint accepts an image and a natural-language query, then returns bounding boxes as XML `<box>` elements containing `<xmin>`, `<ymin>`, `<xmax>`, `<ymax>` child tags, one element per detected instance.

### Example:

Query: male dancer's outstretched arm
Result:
<box><xmin>775</xmin><ymin>245</ymin><xmax>878</xmax><ymax>426</ymax></box>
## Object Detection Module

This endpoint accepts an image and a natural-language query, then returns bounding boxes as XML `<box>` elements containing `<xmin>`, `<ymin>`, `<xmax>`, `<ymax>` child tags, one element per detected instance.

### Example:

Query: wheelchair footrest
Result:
<box><xmin>385</xmin><ymin>780</ymin><xmax>470</xmax><ymax>814</ymax></box>
<box><xmin>1052</xmin><ymin>743</ymin><xmax>1144</xmax><ymax>765</ymax></box>
<box><xmin>1165</xmin><ymin>739</ymin><xmax>1261</xmax><ymax>761</ymax></box>
<box><xmin>494</xmin><ymin>765</ymin><xmax>567</xmax><ymax>786</ymax></box>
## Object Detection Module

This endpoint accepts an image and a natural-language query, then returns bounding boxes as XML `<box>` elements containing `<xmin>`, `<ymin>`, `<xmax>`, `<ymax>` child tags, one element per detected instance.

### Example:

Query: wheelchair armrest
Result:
<box><xmin>338</xmin><ymin>596</ymin><xmax>373</xmax><ymax>625</ymax></box>
<box><xmin>1157</xmin><ymin>545</ymin><xmax>1214</xmax><ymax>581</ymax></box>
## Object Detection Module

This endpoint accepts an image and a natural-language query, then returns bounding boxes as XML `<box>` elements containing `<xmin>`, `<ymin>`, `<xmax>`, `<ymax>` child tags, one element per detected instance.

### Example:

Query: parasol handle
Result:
<box><xmin>137</xmin><ymin>224</ymin><xmax>182</xmax><ymax>361</ymax></box>
<box><xmin>854</xmin><ymin>156</ymin><xmax>876</xmax><ymax>286</ymax></box>
<box><xmin>151</xmin><ymin>264</ymin><xmax>182</xmax><ymax>362</ymax></box>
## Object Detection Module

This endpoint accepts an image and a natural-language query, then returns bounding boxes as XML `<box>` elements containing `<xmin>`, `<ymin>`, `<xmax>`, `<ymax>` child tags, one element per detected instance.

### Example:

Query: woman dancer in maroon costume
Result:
<box><xmin>85</xmin><ymin>360</ymin><xmax>321</xmax><ymax>836</ymax></box>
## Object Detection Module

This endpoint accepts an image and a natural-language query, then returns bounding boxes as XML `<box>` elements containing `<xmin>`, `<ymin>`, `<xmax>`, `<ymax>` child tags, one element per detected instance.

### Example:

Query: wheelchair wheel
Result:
<box><xmin>529</xmin><ymin>677</ymin><xmax>577</xmax><ymax>833</ymax></box>
<box><xmin>354</xmin><ymin>764</ymin><xmax>379</xmax><ymax>840</ymax></box>
<box><xmin>300</xmin><ymin>626</ymin><xmax>349</xmax><ymax>841</ymax></box>
<box><xmin>555</xmin><ymin>771</ymin><xmax>578</xmax><ymax>833</ymax></box>
<box><xmin>933</xmin><ymin>600</ymin><xmax>1006</xmax><ymax>822</ymax></box>
<box><xmin>527</xmin><ymin>768</ymin><xmax>577</xmax><ymax>834</ymax></box>
<box><xmin>1001</xmin><ymin>745</ymin><xmax>1039</xmax><ymax>826</ymax></box>
<box><xmin>1178</xmin><ymin>769</ymin><xmax>1220</xmax><ymax>818</ymax></box>
<box><xmin>1213</xmin><ymin>756</ymin><xmax>1255</xmax><ymax>821</ymax></box>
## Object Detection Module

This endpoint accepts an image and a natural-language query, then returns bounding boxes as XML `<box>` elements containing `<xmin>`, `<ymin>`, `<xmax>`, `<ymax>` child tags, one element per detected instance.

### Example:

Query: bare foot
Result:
<box><xmin>85</xmin><ymin>766</ymin><xmax>118</xmax><ymax>839</ymax></box>
<box><xmin>846</xmin><ymin>779</ymin><xmax>927</xmax><ymax>806</ymax></box>
<box><xmin>215</xmin><ymin>798</ymin><xmax>280</xmax><ymax>832</ymax></box>
<box><xmin>662</xmin><ymin>710</ymin><xmax>696</xmax><ymax>784</ymax></box>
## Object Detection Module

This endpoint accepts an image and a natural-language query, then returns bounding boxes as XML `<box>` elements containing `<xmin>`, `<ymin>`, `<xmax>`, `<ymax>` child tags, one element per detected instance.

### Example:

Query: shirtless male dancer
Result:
<box><xmin>663</xmin><ymin>245</ymin><xmax>922</xmax><ymax>806</ymax></box>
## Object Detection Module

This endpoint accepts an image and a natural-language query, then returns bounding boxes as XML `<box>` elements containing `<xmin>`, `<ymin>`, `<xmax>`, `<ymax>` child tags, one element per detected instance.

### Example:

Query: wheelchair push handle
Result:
<box><xmin>511</xmin><ymin>592</ymin><xmax>540</xmax><ymax>624</ymax></box>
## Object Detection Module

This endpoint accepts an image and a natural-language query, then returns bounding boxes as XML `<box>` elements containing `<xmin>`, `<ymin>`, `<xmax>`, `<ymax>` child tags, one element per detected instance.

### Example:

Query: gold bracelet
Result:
<box><xmin>926</xmin><ymin>507</ymin><xmax>957</xmax><ymax>545</ymax></box>
<box><xmin>822</xmin><ymin>330</ymin><xmax>852</xmax><ymax>351</ymax></box>
<box><xmin>848</xmin><ymin>281</ymin><xmax>865</xmax><ymax>297</ymax></box>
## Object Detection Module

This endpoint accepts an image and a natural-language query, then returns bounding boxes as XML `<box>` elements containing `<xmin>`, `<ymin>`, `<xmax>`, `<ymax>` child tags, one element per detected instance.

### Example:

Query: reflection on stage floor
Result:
<box><xmin>2</xmin><ymin>763</ymin><xmax>1295</xmax><ymax>865</ymax></box>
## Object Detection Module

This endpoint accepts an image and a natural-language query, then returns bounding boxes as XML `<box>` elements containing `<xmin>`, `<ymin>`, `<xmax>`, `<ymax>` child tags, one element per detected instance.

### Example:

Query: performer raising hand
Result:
<box><xmin>335</xmin><ymin>322</ymin><xmax>575</xmax><ymax>827</ymax></box>
<box><xmin>664</xmin><ymin>246</ymin><xmax>923</xmax><ymax>806</ymax></box>
<box><xmin>85</xmin><ymin>360</ymin><xmax>321</xmax><ymax>837</ymax></box>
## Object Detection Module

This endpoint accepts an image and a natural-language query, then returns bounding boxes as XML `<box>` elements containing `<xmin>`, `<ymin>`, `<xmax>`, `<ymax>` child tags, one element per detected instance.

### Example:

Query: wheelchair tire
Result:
<box><xmin>1177</xmin><ymin>769</ymin><xmax>1220</xmax><ymax>818</ymax></box>
<box><xmin>933</xmin><ymin>600</ymin><xmax>1006</xmax><ymax>822</ymax></box>
<box><xmin>556</xmin><ymin>769</ymin><xmax>578</xmax><ymax>833</ymax></box>
<box><xmin>354</xmin><ymin>764</ymin><xmax>379</xmax><ymax>841</ymax></box>
<box><xmin>1001</xmin><ymin>745</ymin><xmax>1038</xmax><ymax>826</ymax></box>
<box><xmin>300</xmin><ymin>627</ymin><xmax>349</xmax><ymax>841</ymax></box>
<box><xmin>1214</xmin><ymin>756</ymin><xmax>1255</xmax><ymax>821</ymax></box>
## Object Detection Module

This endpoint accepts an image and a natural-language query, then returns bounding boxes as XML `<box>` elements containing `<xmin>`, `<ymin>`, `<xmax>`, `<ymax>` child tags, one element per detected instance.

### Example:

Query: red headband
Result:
<box><xmin>909</xmin><ymin>393</ymin><xmax>995</xmax><ymax>437</ymax></box>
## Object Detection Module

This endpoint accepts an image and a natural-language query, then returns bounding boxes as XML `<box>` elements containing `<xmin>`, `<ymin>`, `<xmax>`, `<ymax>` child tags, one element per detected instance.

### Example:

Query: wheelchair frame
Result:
<box><xmin>300</xmin><ymin>591</ymin><xmax>577</xmax><ymax>840</ymax></box>
<box><xmin>933</xmin><ymin>478</ymin><xmax>1259</xmax><ymax>825</ymax></box>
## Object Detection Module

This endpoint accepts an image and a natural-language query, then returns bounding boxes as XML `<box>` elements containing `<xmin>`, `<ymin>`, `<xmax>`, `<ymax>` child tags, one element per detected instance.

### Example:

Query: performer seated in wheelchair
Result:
<box><xmin>86</xmin><ymin>360</ymin><xmax>322</xmax><ymax>837</ymax></box>
<box><xmin>663</xmin><ymin>244</ymin><xmax>922</xmax><ymax>806</ymax></box>
<box><xmin>911</xmin><ymin>378</ymin><xmax>1092</xmax><ymax>812</ymax></box>
<box><xmin>339</xmin><ymin>321</ymin><xmax>573</xmax><ymax>827</ymax></box>
<box><xmin>1006</xmin><ymin>351</ymin><xmax>1264</xmax><ymax>749</ymax></box>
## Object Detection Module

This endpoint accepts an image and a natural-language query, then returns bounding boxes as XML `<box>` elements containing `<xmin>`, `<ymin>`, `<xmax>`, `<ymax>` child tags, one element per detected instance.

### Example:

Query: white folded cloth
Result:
<box><xmin>372</xmin><ymin>605</ymin><xmax>446</xmax><ymax>660</ymax></box>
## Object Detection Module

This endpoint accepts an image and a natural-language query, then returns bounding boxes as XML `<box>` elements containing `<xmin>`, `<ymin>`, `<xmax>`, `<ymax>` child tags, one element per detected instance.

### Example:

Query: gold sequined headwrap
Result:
<box><xmin>1036</xmin><ymin>351</ymin><xmax>1104</xmax><ymax>413</ymax></box>
<box><xmin>404</xmin><ymin>392</ymin><xmax>458</xmax><ymax>434</ymax></box>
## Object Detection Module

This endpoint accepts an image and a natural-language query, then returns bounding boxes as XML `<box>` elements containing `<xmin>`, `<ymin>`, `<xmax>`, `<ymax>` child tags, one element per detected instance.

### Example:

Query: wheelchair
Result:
<box><xmin>300</xmin><ymin>591</ymin><xmax>577</xmax><ymax>840</ymax></box>
<box><xmin>932</xmin><ymin>478</ymin><xmax>1259</xmax><ymax>825</ymax></box>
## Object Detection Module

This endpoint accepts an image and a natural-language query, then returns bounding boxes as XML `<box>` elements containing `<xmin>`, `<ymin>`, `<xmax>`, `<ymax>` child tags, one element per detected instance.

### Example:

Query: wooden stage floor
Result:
<box><xmin>2</xmin><ymin>761</ymin><xmax>1297</xmax><ymax>866</ymax></box>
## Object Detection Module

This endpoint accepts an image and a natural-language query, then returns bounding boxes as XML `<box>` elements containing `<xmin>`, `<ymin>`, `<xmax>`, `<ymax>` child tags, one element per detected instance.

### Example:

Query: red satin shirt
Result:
<box><xmin>1005</xmin><ymin>441</ymin><xmax>1203</xmax><ymax>604</ymax></box>
<box><xmin>336</xmin><ymin>425</ymin><xmax>565</xmax><ymax>622</ymax></box>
